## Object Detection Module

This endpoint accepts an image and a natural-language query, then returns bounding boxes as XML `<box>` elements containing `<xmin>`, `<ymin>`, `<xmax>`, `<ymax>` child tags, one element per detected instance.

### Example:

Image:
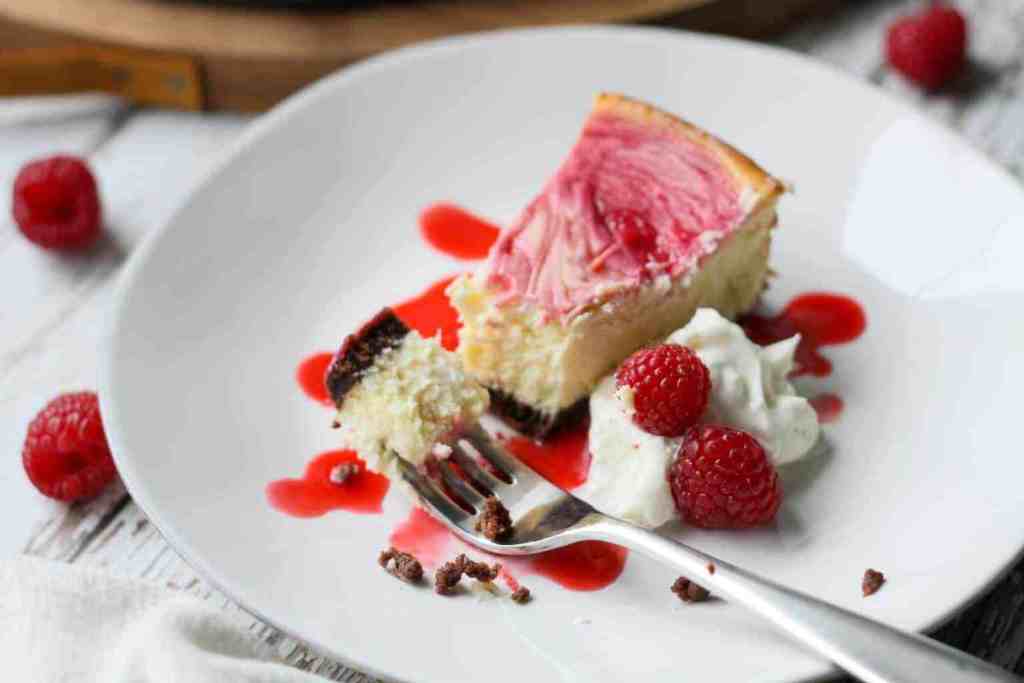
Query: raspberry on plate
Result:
<box><xmin>886</xmin><ymin>4</ymin><xmax>968</xmax><ymax>91</ymax></box>
<box><xmin>22</xmin><ymin>392</ymin><xmax>117</xmax><ymax>502</ymax></box>
<box><xmin>615</xmin><ymin>343</ymin><xmax>710</xmax><ymax>437</ymax></box>
<box><xmin>668</xmin><ymin>425</ymin><xmax>782</xmax><ymax>529</ymax></box>
<box><xmin>13</xmin><ymin>155</ymin><xmax>102</xmax><ymax>250</ymax></box>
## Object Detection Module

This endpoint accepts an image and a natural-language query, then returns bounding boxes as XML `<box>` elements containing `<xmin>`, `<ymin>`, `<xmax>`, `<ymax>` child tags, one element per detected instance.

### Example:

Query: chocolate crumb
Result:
<box><xmin>331</xmin><ymin>420</ymin><xmax>341</xmax><ymax>429</ymax></box>
<box><xmin>434</xmin><ymin>556</ymin><xmax>466</xmax><ymax>595</ymax></box>
<box><xmin>434</xmin><ymin>554</ymin><xmax>504</xmax><ymax>595</ymax></box>
<box><xmin>862</xmin><ymin>568</ymin><xmax>885</xmax><ymax>597</ymax></box>
<box><xmin>378</xmin><ymin>547</ymin><xmax>423</xmax><ymax>584</ymax></box>
<box><xmin>672</xmin><ymin>576</ymin><xmax>710</xmax><ymax>603</ymax></box>
<box><xmin>476</xmin><ymin>497</ymin><xmax>513</xmax><ymax>541</ymax></box>
<box><xmin>707</xmin><ymin>563</ymin><xmax>716</xmax><ymax>575</ymax></box>
<box><xmin>329</xmin><ymin>462</ymin><xmax>360</xmax><ymax>485</ymax></box>
<box><xmin>462</xmin><ymin>556</ymin><xmax>501</xmax><ymax>583</ymax></box>
<box><xmin>510</xmin><ymin>586</ymin><xmax>532</xmax><ymax>604</ymax></box>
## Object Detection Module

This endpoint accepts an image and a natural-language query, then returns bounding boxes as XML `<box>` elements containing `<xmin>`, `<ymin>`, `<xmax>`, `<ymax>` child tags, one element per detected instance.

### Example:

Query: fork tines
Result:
<box><xmin>396</xmin><ymin>457</ymin><xmax>471</xmax><ymax>522</ymax></box>
<box><xmin>396</xmin><ymin>425</ymin><xmax>536</xmax><ymax>522</ymax></box>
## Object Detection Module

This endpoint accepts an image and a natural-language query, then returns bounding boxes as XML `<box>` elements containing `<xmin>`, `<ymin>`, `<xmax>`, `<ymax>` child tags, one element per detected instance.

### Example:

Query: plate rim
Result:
<box><xmin>99</xmin><ymin>24</ymin><xmax>1024</xmax><ymax>683</ymax></box>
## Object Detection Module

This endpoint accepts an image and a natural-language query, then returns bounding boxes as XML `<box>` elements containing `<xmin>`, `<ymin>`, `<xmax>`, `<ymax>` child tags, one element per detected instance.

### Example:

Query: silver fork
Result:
<box><xmin>397</xmin><ymin>424</ymin><xmax>1019</xmax><ymax>683</ymax></box>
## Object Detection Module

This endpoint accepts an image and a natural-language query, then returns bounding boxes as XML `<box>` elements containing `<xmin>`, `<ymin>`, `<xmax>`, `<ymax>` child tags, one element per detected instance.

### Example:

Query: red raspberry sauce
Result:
<box><xmin>527</xmin><ymin>541</ymin><xmax>628</xmax><ymax>591</ymax></box>
<box><xmin>389</xmin><ymin>506</ymin><xmax>454</xmax><ymax>567</ymax></box>
<box><xmin>419</xmin><ymin>203</ymin><xmax>500</xmax><ymax>260</ymax></box>
<box><xmin>810</xmin><ymin>394</ymin><xmax>843</xmax><ymax>424</ymax></box>
<box><xmin>295</xmin><ymin>352</ymin><xmax>334</xmax><ymax>406</ymax></box>
<box><xmin>499</xmin><ymin>421</ymin><xmax>591</xmax><ymax>490</ymax></box>
<box><xmin>392</xmin><ymin>275</ymin><xmax>462</xmax><ymax>352</ymax></box>
<box><xmin>500</xmin><ymin>567</ymin><xmax>522</xmax><ymax>592</ymax></box>
<box><xmin>267</xmin><ymin>450</ymin><xmax>389</xmax><ymax>517</ymax></box>
<box><xmin>740</xmin><ymin>293</ymin><xmax>866</xmax><ymax>377</ymax></box>
<box><xmin>388</xmin><ymin>506</ymin><xmax>627</xmax><ymax>591</ymax></box>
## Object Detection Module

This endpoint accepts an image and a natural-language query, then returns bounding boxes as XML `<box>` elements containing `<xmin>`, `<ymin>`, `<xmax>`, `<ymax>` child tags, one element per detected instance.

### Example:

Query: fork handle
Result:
<box><xmin>585</xmin><ymin>516</ymin><xmax>1019</xmax><ymax>683</ymax></box>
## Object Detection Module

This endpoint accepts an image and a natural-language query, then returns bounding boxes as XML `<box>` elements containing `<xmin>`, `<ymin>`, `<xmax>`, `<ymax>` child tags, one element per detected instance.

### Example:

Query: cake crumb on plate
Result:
<box><xmin>862</xmin><ymin>568</ymin><xmax>885</xmax><ymax>597</ymax></box>
<box><xmin>672</xmin><ymin>576</ymin><xmax>710</xmax><ymax>603</ymax></box>
<box><xmin>378</xmin><ymin>547</ymin><xmax>423</xmax><ymax>584</ymax></box>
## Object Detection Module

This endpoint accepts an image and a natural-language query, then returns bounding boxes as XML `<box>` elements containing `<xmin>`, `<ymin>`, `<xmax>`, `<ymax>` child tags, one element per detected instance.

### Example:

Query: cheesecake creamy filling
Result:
<box><xmin>485</xmin><ymin>111</ymin><xmax>744</xmax><ymax>321</ymax></box>
<box><xmin>449</xmin><ymin>94</ymin><xmax>782</xmax><ymax>434</ymax></box>
<box><xmin>335</xmin><ymin>331</ymin><xmax>489</xmax><ymax>469</ymax></box>
<box><xmin>450</xmin><ymin>217</ymin><xmax>774</xmax><ymax>421</ymax></box>
<box><xmin>577</xmin><ymin>308</ymin><xmax>819</xmax><ymax>528</ymax></box>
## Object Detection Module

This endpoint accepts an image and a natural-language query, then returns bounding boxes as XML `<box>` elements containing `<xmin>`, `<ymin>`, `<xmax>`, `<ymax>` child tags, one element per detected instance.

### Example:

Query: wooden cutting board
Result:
<box><xmin>0</xmin><ymin>0</ymin><xmax>838</xmax><ymax>112</ymax></box>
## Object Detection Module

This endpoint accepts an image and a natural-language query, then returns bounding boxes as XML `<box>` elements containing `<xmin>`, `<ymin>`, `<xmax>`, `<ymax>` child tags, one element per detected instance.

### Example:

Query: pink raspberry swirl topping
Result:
<box><xmin>484</xmin><ymin>104</ymin><xmax>746</xmax><ymax>321</ymax></box>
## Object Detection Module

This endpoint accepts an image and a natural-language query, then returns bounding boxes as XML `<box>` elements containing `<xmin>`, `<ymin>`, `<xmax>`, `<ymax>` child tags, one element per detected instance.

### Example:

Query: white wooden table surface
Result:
<box><xmin>3</xmin><ymin>1</ymin><xmax>1023</xmax><ymax>680</ymax></box>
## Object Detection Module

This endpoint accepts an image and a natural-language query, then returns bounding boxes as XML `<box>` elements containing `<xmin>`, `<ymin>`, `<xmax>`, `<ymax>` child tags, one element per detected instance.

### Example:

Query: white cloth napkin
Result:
<box><xmin>0</xmin><ymin>556</ymin><xmax>328</xmax><ymax>683</ymax></box>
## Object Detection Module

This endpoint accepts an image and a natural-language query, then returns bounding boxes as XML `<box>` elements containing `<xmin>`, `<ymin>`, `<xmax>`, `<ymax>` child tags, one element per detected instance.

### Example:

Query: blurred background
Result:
<box><xmin>0</xmin><ymin>0</ymin><xmax>845</xmax><ymax>111</ymax></box>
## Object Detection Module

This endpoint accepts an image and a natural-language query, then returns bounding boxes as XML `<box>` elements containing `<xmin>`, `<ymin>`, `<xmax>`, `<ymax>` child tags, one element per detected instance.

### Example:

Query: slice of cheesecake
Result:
<box><xmin>448</xmin><ymin>93</ymin><xmax>784</xmax><ymax>437</ymax></box>
<box><xmin>325</xmin><ymin>309</ymin><xmax>489</xmax><ymax>467</ymax></box>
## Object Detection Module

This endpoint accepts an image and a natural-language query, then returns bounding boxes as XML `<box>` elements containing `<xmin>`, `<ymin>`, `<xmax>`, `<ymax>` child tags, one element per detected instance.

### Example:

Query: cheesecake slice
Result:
<box><xmin>325</xmin><ymin>309</ymin><xmax>489</xmax><ymax>467</ymax></box>
<box><xmin>448</xmin><ymin>93</ymin><xmax>784</xmax><ymax>437</ymax></box>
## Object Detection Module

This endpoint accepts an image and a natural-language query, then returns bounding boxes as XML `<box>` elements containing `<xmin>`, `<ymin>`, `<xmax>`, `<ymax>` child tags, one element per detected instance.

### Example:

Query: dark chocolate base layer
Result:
<box><xmin>487</xmin><ymin>388</ymin><xmax>588</xmax><ymax>439</ymax></box>
<box><xmin>325</xmin><ymin>308</ymin><xmax>409</xmax><ymax>409</ymax></box>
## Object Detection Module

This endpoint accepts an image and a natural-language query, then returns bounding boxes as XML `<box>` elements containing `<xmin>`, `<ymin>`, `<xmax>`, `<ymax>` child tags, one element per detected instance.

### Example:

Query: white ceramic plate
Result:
<box><xmin>102</xmin><ymin>26</ymin><xmax>1024</xmax><ymax>683</ymax></box>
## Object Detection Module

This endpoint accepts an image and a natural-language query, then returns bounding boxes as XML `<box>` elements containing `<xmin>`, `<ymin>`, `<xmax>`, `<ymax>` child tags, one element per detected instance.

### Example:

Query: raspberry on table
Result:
<box><xmin>22</xmin><ymin>392</ymin><xmax>117</xmax><ymax>502</ymax></box>
<box><xmin>886</xmin><ymin>4</ymin><xmax>968</xmax><ymax>91</ymax></box>
<box><xmin>13</xmin><ymin>155</ymin><xmax>102</xmax><ymax>250</ymax></box>
<box><xmin>668</xmin><ymin>425</ymin><xmax>782</xmax><ymax>529</ymax></box>
<box><xmin>615</xmin><ymin>343</ymin><xmax>711</xmax><ymax>437</ymax></box>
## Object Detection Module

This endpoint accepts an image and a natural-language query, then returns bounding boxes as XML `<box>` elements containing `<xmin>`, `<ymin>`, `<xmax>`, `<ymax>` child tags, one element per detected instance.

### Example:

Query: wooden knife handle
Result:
<box><xmin>0</xmin><ymin>46</ymin><xmax>203</xmax><ymax>110</ymax></box>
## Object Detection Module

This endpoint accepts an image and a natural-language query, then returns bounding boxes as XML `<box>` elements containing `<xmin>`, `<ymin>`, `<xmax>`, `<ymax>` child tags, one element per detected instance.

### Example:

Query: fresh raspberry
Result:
<box><xmin>22</xmin><ymin>392</ymin><xmax>116</xmax><ymax>502</ymax></box>
<box><xmin>13</xmin><ymin>155</ymin><xmax>102</xmax><ymax>250</ymax></box>
<box><xmin>886</xmin><ymin>4</ymin><xmax>968</xmax><ymax>90</ymax></box>
<box><xmin>615</xmin><ymin>344</ymin><xmax>711</xmax><ymax>437</ymax></box>
<box><xmin>668</xmin><ymin>425</ymin><xmax>781</xmax><ymax>529</ymax></box>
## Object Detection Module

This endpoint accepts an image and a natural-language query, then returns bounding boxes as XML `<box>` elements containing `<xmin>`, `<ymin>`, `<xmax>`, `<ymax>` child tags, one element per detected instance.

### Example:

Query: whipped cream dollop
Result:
<box><xmin>576</xmin><ymin>308</ymin><xmax>820</xmax><ymax>528</ymax></box>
